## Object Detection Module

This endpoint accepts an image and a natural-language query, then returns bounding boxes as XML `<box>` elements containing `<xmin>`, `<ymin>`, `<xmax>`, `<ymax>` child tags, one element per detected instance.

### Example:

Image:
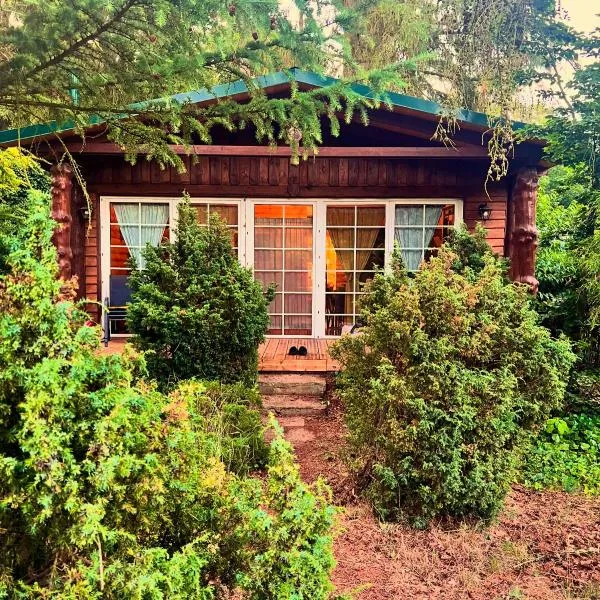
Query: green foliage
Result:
<box><xmin>534</xmin><ymin>166</ymin><xmax>589</xmax><ymax>340</ymax></box>
<box><xmin>170</xmin><ymin>380</ymin><xmax>268</xmax><ymax>474</ymax></box>
<box><xmin>127</xmin><ymin>199</ymin><xmax>273</xmax><ymax>389</ymax></box>
<box><xmin>0</xmin><ymin>193</ymin><xmax>337</xmax><ymax>598</ymax></box>
<box><xmin>0</xmin><ymin>149</ymin><xmax>49</xmax><ymax>274</ymax></box>
<box><xmin>445</xmin><ymin>223</ymin><xmax>504</xmax><ymax>277</ymax></box>
<box><xmin>568</xmin><ymin>369</ymin><xmax>600</xmax><ymax>415</ymax></box>
<box><xmin>331</xmin><ymin>241</ymin><xmax>575</xmax><ymax>526</ymax></box>
<box><xmin>533</xmin><ymin>49</ymin><xmax>600</xmax><ymax>364</ymax></box>
<box><xmin>521</xmin><ymin>413</ymin><xmax>600</xmax><ymax>495</ymax></box>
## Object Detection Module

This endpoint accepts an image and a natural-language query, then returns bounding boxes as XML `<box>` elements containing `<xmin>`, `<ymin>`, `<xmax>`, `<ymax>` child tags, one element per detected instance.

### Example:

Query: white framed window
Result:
<box><xmin>251</xmin><ymin>203</ymin><xmax>315</xmax><ymax>336</ymax></box>
<box><xmin>100</xmin><ymin>196</ymin><xmax>462</xmax><ymax>338</ymax></box>
<box><xmin>190</xmin><ymin>201</ymin><xmax>241</xmax><ymax>256</ymax></box>
<box><xmin>394</xmin><ymin>202</ymin><xmax>458</xmax><ymax>271</ymax></box>
<box><xmin>324</xmin><ymin>204</ymin><xmax>386</xmax><ymax>336</ymax></box>
<box><xmin>100</xmin><ymin>197</ymin><xmax>243</xmax><ymax>335</ymax></box>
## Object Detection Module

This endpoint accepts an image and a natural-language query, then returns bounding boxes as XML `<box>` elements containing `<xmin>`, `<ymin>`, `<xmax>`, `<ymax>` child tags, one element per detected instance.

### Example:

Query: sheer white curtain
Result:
<box><xmin>139</xmin><ymin>204</ymin><xmax>168</xmax><ymax>268</ymax></box>
<box><xmin>394</xmin><ymin>205</ymin><xmax>442</xmax><ymax>271</ymax></box>
<box><xmin>114</xmin><ymin>204</ymin><xmax>140</xmax><ymax>266</ymax></box>
<box><xmin>114</xmin><ymin>203</ymin><xmax>168</xmax><ymax>269</ymax></box>
<box><xmin>424</xmin><ymin>205</ymin><xmax>443</xmax><ymax>249</ymax></box>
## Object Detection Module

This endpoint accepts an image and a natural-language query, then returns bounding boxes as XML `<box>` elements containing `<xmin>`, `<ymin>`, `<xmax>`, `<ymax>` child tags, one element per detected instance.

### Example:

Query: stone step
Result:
<box><xmin>258</xmin><ymin>373</ymin><xmax>326</xmax><ymax>397</ymax></box>
<box><xmin>262</xmin><ymin>395</ymin><xmax>327</xmax><ymax>417</ymax></box>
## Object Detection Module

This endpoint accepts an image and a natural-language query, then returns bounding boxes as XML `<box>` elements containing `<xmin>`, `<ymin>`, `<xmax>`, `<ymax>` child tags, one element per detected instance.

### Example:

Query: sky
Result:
<box><xmin>560</xmin><ymin>0</ymin><xmax>600</xmax><ymax>33</ymax></box>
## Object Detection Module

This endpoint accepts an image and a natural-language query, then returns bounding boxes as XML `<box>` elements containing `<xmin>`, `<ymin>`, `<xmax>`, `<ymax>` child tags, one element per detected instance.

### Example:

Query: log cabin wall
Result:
<box><xmin>78</xmin><ymin>154</ymin><xmax>508</xmax><ymax>322</ymax></box>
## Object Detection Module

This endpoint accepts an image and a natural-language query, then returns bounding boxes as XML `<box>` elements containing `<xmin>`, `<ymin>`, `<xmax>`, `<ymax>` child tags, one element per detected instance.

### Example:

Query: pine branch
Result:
<box><xmin>23</xmin><ymin>0</ymin><xmax>143</xmax><ymax>80</ymax></box>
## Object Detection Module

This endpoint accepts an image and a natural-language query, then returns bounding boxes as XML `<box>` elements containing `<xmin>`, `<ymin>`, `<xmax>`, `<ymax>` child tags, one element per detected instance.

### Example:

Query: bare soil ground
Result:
<box><xmin>291</xmin><ymin>406</ymin><xmax>600</xmax><ymax>600</ymax></box>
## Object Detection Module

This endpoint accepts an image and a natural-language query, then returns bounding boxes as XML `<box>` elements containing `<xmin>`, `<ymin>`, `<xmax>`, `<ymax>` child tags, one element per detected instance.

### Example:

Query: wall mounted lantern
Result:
<box><xmin>478</xmin><ymin>203</ymin><xmax>492</xmax><ymax>221</ymax></box>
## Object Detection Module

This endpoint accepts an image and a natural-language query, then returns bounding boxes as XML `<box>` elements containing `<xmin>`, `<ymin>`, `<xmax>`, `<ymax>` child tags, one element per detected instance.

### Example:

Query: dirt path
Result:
<box><xmin>289</xmin><ymin>408</ymin><xmax>600</xmax><ymax>600</ymax></box>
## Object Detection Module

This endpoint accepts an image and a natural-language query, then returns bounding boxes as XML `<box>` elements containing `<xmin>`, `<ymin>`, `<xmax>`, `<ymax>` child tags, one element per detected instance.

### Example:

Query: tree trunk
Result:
<box><xmin>50</xmin><ymin>163</ymin><xmax>74</xmax><ymax>281</ymax></box>
<box><xmin>508</xmin><ymin>167</ymin><xmax>539</xmax><ymax>293</ymax></box>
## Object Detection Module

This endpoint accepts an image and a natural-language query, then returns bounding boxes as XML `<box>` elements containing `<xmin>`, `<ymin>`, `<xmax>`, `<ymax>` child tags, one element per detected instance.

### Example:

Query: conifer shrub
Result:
<box><xmin>127</xmin><ymin>199</ymin><xmax>273</xmax><ymax>389</ymax></box>
<box><xmin>0</xmin><ymin>194</ymin><xmax>336</xmax><ymax>598</ymax></box>
<box><xmin>331</xmin><ymin>241</ymin><xmax>575</xmax><ymax>527</ymax></box>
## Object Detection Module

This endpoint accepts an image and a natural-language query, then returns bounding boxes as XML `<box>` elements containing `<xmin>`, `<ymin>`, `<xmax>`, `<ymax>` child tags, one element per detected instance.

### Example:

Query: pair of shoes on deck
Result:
<box><xmin>288</xmin><ymin>346</ymin><xmax>308</xmax><ymax>356</ymax></box>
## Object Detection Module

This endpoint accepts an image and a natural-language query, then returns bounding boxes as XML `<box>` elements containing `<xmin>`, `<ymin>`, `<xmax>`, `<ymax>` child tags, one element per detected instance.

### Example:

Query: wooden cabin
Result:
<box><xmin>0</xmin><ymin>70</ymin><xmax>545</xmax><ymax>370</ymax></box>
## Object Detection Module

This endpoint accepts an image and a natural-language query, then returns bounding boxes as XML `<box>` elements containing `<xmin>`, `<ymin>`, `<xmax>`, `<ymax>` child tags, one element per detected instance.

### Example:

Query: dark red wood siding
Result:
<box><xmin>78</xmin><ymin>154</ymin><xmax>508</xmax><ymax>322</ymax></box>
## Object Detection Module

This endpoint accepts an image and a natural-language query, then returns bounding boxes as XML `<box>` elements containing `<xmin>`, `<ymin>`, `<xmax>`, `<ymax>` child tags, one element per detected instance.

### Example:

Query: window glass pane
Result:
<box><xmin>327</xmin><ymin>249</ymin><xmax>354</xmax><ymax>271</ymax></box>
<box><xmin>212</xmin><ymin>204</ymin><xmax>238</xmax><ymax>225</ymax></box>
<box><xmin>325</xmin><ymin>314</ymin><xmax>353</xmax><ymax>336</ymax></box>
<box><xmin>355</xmin><ymin>271</ymin><xmax>376</xmax><ymax>293</ymax></box>
<box><xmin>327</xmin><ymin>273</ymin><xmax>353</xmax><ymax>293</ymax></box>
<box><xmin>327</xmin><ymin>206</ymin><xmax>354</xmax><ymax>226</ymax></box>
<box><xmin>395</xmin><ymin>205</ymin><xmax>422</xmax><ymax>226</ymax></box>
<box><xmin>255</xmin><ymin>227</ymin><xmax>283</xmax><ymax>248</ymax></box>
<box><xmin>401</xmin><ymin>250</ymin><xmax>423</xmax><ymax>271</ymax></box>
<box><xmin>254</xmin><ymin>250</ymin><xmax>283</xmax><ymax>270</ymax></box>
<box><xmin>269</xmin><ymin>293</ymin><xmax>283</xmax><ymax>313</ymax></box>
<box><xmin>195</xmin><ymin>205</ymin><xmax>208</xmax><ymax>224</ymax></box>
<box><xmin>254</xmin><ymin>271</ymin><xmax>283</xmax><ymax>291</ymax></box>
<box><xmin>284</xmin><ymin>294</ymin><xmax>312</xmax><ymax>314</ymax></box>
<box><xmin>355</xmin><ymin>228</ymin><xmax>384</xmax><ymax>249</ymax></box>
<box><xmin>327</xmin><ymin>228</ymin><xmax>354</xmax><ymax>248</ymax></box>
<box><xmin>255</xmin><ymin>205</ymin><xmax>283</xmax><ymax>225</ymax></box>
<box><xmin>110</xmin><ymin>224</ymin><xmax>127</xmax><ymax>246</ymax></box>
<box><xmin>284</xmin><ymin>315</ymin><xmax>312</xmax><ymax>335</ymax></box>
<box><xmin>140</xmin><ymin>225</ymin><xmax>169</xmax><ymax>249</ymax></box>
<box><xmin>357</xmin><ymin>206</ymin><xmax>385</xmax><ymax>226</ymax></box>
<box><xmin>285</xmin><ymin>228</ymin><xmax>312</xmax><ymax>249</ymax></box>
<box><xmin>285</xmin><ymin>205</ymin><xmax>313</xmax><ymax>226</ymax></box>
<box><xmin>426</xmin><ymin>226</ymin><xmax>450</xmax><ymax>249</ymax></box>
<box><xmin>112</xmin><ymin>203</ymin><xmax>139</xmax><ymax>224</ymax></box>
<box><xmin>140</xmin><ymin>203</ymin><xmax>169</xmax><ymax>224</ymax></box>
<box><xmin>268</xmin><ymin>315</ymin><xmax>282</xmax><ymax>335</ymax></box>
<box><xmin>284</xmin><ymin>250</ymin><xmax>312</xmax><ymax>270</ymax></box>
<box><xmin>442</xmin><ymin>205</ymin><xmax>455</xmax><ymax>226</ymax></box>
<box><xmin>356</xmin><ymin>249</ymin><xmax>385</xmax><ymax>271</ymax></box>
<box><xmin>325</xmin><ymin>293</ymin><xmax>354</xmax><ymax>316</ymax></box>
<box><xmin>111</xmin><ymin>246</ymin><xmax>132</xmax><ymax>269</ymax></box>
<box><xmin>286</xmin><ymin>272</ymin><xmax>312</xmax><ymax>292</ymax></box>
<box><xmin>395</xmin><ymin>227</ymin><xmax>423</xmax><ymax>249</ymax></box>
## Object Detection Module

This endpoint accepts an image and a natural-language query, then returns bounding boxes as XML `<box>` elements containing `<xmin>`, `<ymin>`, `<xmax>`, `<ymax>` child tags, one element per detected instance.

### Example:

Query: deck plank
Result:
<box><xmin>100</xmin><ymin>337</ymin><xmax>339</xmax><ymax>372</ymax></box>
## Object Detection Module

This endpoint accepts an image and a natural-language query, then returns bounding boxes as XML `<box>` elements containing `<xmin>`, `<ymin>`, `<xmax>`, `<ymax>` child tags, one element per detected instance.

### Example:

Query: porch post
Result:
<box><xmin>508</xmin><ymin>166</ymin><xmax>539</xmax><ymax>293</ymax></box>
<box><xmin>50</xmin><ymin>163</ymin><xmax>74</xmax><ymax>280</ymax></box>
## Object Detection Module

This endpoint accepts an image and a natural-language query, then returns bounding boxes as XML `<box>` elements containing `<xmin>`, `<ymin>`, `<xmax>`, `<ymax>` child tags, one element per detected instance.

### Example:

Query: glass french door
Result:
<box><xmin>252</xmin><ymin>204</ymin><xmax>314</xmax><ymax>336</ymax></box>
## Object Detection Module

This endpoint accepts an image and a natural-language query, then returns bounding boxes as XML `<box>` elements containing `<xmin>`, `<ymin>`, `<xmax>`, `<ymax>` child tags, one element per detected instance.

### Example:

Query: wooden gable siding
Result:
<box><xmin>79</xmin><ymin>153</ymin><xmax>508</xmax><ymax>322</ymax></box>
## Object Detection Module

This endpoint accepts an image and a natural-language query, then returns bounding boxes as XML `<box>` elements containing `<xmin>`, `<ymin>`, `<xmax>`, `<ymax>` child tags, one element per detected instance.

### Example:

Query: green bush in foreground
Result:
<box><xmin>127</xmin><ymin>199</ymin><xmax>273</xmax><ymax>390</ymax></box>
<box><xmin>331</xmin><ymin>241</ymin><xmax>575</xmax><ymax>527</ymax></box>
<box><xmin>522</xmin><ymin>413</ymin><xmax>600</xmax><ymax>495</ymax></box>
<box><xmin>0</xmin><ymin>194</ymin><xmax>336</xmax><ymax>598</ymax></box>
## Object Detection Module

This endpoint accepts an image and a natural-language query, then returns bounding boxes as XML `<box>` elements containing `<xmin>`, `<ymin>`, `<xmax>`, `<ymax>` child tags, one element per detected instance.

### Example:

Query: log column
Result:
<box><xmin>508</xmin><ymin>166</ymin><xmax>539</xmax><ymax>293</ymax></box>
<box><xmin>50</xmin><ymin>163</ymin><xmax>74</xmax><ymax>280</ymax></box>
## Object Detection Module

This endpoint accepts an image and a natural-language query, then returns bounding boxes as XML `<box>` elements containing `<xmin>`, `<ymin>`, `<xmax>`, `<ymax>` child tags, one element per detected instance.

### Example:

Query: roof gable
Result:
<box><xmin>0</xmin><ymin>68</ymin><xmax>536</xmax><ymax>147</ymax></box>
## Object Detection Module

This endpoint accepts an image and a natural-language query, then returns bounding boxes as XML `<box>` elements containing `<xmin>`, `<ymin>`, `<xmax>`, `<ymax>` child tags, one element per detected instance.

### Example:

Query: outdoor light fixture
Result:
<box><xmin>80</xmin><ymin>205</ymin><xmax>91</xmax><ymax>220</ymax></box>
<box><xmin>478</xmin><ymin>203</ymin><xmax>492</xmax><ymax>221</ymax></box>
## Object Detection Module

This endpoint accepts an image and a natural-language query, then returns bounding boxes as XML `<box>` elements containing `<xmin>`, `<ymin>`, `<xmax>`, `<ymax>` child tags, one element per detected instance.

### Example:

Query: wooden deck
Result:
<box><xmin>259</xmin><ymin>338</ymin><xmax>339</xmax><ymax>372</ymax></box>
<box><xmin>99</xmin><ymin>337</ymin><xmax>340</xmax><ymax>373</ymax></box>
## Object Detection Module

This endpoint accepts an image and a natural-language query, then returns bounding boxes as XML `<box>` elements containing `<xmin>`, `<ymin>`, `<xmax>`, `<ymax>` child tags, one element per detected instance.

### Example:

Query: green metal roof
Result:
<box><xmin>0</xmin><ymin>68</ymin><xmax>527</xmax><ymax>146</ymax></box>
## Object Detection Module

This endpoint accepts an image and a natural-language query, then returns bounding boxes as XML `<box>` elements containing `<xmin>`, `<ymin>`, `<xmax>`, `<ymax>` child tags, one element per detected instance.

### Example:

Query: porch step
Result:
<box><xmin>262</xmin><ymin>395</ymin><xmax>327</xmax><ymax>417</ymax></box>
<box><xmin>258</xmin><ymin>373</ymin><xmax>326</xmax><ymax>397</ymax></box>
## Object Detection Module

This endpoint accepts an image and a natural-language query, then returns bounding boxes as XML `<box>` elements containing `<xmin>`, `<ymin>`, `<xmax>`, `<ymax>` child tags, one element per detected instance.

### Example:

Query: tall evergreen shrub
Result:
<box><xmin>331</xmin><ymin>240</ymin><xmax>575</xmax><ymax>526</ymax></box>
<box><xmin>127</xmin><ymin>199</ymin><xmax>273</xmax><ymax>389</ymax></box>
